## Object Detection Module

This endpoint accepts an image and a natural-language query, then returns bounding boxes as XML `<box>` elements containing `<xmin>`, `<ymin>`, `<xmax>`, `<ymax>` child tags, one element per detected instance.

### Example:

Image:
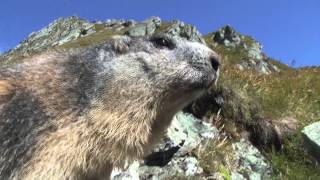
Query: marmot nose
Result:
<box><xmin>209</xmin><ymin>54</ymin><xmax>221</xmax><ymax>71</ymax></box>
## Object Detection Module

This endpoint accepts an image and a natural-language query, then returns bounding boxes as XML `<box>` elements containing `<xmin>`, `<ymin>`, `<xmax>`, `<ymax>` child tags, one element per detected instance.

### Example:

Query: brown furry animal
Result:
<box><xmin>0</xmin><ymin>34</ymin><xmax>220</xmax><ymax>180</ymax></box>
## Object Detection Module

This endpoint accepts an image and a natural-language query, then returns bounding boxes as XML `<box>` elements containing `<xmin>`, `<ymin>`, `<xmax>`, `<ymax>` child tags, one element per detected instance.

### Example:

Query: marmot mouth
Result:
<box><xmin>190</xmin><ymin>75</ymin><xmax>217</xmax><ymax>90</ymax></box>
<box><xmin>205</xmin><ymin>70</ymin><xmax>219</xmax><ymax>88</ymax></box>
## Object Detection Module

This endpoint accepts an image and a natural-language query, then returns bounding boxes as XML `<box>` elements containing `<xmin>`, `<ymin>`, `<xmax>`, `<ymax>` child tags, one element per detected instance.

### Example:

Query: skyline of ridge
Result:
<box><xmin>0</xmin><ymin>0</ymin><xmax>319</xmax><ymax>67</ymax></box>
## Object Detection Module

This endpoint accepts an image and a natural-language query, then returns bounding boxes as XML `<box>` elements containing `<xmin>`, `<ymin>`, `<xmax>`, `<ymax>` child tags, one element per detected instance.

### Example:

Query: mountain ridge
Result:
<box><xmin>0</xmin><ymin>16</ymin><xmax>286</xmax><ymax>72</ymax></box>
<box><xmin>0</xmin><ymin>16</ymin><xmax>319</xmax><ymax>179</ymax></box>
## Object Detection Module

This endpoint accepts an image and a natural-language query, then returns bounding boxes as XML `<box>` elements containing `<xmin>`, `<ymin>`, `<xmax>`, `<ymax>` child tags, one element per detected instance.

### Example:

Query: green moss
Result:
<box><xmin>219</xmin><ymin>165</ymin><xmax>232</xmax><ymax>180</ymax></box>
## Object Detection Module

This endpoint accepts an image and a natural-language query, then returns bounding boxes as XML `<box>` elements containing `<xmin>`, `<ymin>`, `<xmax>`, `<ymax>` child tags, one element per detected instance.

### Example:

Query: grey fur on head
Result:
<box><xmin>0</xmin><ymin>34</ymin><xmax>220</xmax><ymax>180</ymax></box>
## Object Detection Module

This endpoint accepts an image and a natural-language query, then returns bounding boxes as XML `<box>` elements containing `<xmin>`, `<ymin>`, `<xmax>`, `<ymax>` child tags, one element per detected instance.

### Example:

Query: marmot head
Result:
<box><xmin>92</xmin><ymin>34</ymin><xmax>220</xmax><ymax>116</ymax></box>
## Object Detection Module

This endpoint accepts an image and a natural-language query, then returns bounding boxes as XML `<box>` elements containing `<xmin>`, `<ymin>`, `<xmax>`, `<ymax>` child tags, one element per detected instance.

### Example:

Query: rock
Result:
<box><xmin>145</xmin><ymin>17</ymin><xmax>161</xmax><ymax>35</ymax></box>
<box><xmin>240</xmin><ymin>59</ymin><xmax>279</xmax><ymax>75</ymax></box>
<box><xmin>245</xmin><ymin>42</ymin><xmax>278</xmax><ymax>74</ymax></box>
<box><xmin>104</xmin><ymin>19</ymin><xmax>135</xmax><ymax>28</ymax></box>
<box><xmin>302</xmin><ymin>121</ymin><xmax>320</xmax><ymax>161</ymax></box>
<box><xmin>212</xmin><ymin>25</ymin><xmax>242</xmax><ymax>48</ymax></box>
<box><xmin>126</xmin><ymin>24</ymin><xmax>148</xmax><ymax>37</ymax></box>
<box><xmin>232</xmin><ymin>139</ymin><xmax>273</xmax><ymax>180</ymax></box>
<box><xmin>236</xmin><ymin>64</ymin><xmax>245</xmax><ymax>71</ymax></box>
<box><xmin>255</xmin><ymin>61</ymin><xmax>272</xmax><ymax>74</ymax></box>
<box><xmin>211</xmin><ymin>25</ymin><xmax>280</xmax><ymax>74</ymax></box>
<box><xmin>143</xmin><ymin>16</ymin><xmax>162</xmax><ymax>27</ymax></box>
<box><xmin>113</xmin><ymin>154</ymin><xmax>186</xmax><ymax>179</ymax></box>
<box><xmin>126</xmin><ymin>17</ymin><xmax>161</xmax><ymax>37</ymax></box>
<box><xmin>166</xmin><ymin>20</ymin><xmax>205</xmax><ymax>43</ymax></box>
<box><xmin>247</xmin><ymin>42</ymin><xmax>263</xmax><ymax>60</ymax></box>
<box><xmin>111</xmin><ymin>112</ymin><xmax>218</xmax><ymax>179</ymax></box>
<box><xmin>1</xmin><ymin>16</ymin><xmax>95</xmax><ymax>60</ymax></box>
<box><xmin>168</xmin><ymin>112</ymin><xmax>217</xmax><ymax>152</ymax></box>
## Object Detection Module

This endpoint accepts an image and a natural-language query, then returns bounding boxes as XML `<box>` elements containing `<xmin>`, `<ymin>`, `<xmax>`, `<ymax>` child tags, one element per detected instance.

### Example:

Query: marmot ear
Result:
<box><xmin>110</xmin><ymin>36</ymin><xmax>131</xmax><ymax>54</ymax></box>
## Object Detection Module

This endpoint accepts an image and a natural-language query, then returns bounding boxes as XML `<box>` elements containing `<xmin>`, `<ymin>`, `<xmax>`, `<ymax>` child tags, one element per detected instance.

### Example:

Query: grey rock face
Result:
<box><xmin>105</xmin><ymin>19</ymin><xmax>136</xmax><ymax>27</ymax></box>
<box><xmin>0</xmin><ymin>16</ymin><xmax>279</xmax><ymax>76</ymax></box>
<box><xmin>166</xmin><ymin>20</ymin><xmax>205</xmax><ymax>43</ymax></box>
<box><xmin>126</xmin><ymin>17</ymin><xmax>161</xmax><ymax>37</ymax></box>
<box><xmin>1</xmin><ymin>16</ymin><xmax>206</xmax><ymax>62</ymax></box>
<box><xmin>212</xmin><ymin>25</ymin><xmax>242</xmax><ymax>48</ymax></box>
<box><xmin>126</xmin><ymin>24</ymin><xmax>149</xmax><ymax>37</ymax></box>
<box><xmin>231</xmin><ymin>139</ymin><xmax>273</xmax><ymax>180</ymax></box>
<box><xmin>211</xmin><ymin>25</ymin><xmax>279</xmax><ymax>74</ymax></box>
<box><xmin>144</xmin><ymin>16</ymin><xmax>162</xmax><ymax>27</ymax></box>
<box><xmin>111</xmin><ymin>112</ymin><xmax>218</xmax><ymax>179</ymax></box>
<box><xmin>247</xmin><ymin>42</ymin><xmax>263</xmax><ymax>60</ymax></box>
<box><xmin>5</xmin><ymin>17</ymin><xmax>94</xmax><ymax>57</ymax></box>
<box><xmin>240</xmin><ymin>59</ymin><xmax>279</xmax><ymax>75</ymax></box>
<box><xmin>302</xmin><ymin>121</ymin><xmax>320</xmax><ymax>161</ymax></box>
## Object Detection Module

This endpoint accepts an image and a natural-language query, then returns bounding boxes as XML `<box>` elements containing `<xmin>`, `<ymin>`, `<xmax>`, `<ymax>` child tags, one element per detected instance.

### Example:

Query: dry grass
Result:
<box><xmin>195</xmin><ymin>112</ymin><xmax>236</xmax><ymax>177</ymax></box>
<box><xmin>203</xmin><ymin>32</ymin><xmax>320</xmax><ymax>178</ymax></box>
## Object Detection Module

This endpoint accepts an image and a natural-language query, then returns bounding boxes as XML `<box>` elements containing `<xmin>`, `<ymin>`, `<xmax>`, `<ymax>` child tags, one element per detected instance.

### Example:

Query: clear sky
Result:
<box><xmin>0</xmin><ymin>0</ymin><xmax>319</xmax><ymax>67</ymax></box>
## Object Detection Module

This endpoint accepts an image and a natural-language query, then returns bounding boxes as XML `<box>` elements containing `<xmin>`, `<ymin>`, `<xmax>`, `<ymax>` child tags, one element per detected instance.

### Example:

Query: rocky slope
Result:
<box><xmin>1</xmin><ymin>16</ymin><xmax>319</xmax><ymax>179</ymax></box>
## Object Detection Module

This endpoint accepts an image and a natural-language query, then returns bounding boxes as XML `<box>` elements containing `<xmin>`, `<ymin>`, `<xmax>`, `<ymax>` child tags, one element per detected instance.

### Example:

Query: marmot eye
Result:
<box><xmin>156</xmin><ymin>38</ymin><xmax>169</xmax><ymax>46</ymax></box>
<box><xmin>152</xmin><ymin>37</ymin><xmax>175</xmax><ymax>49</ymax></box>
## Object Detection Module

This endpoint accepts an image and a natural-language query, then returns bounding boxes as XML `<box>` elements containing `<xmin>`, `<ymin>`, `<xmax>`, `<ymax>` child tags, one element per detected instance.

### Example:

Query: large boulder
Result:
<box><xmin>212</xmin><ymin>25</ymin><xmax>242</xmax><ymax>48</ymax></box>
<box><xmin>165</xmin><ymin>20</ymin><xmax>204</xmax><ymax>43</ymax></box>
<box><xmin>126</xmin><ymin>17</ymin><xmax>161</xmax><ymax>37</ymax></box>
<box><xmin>209</xmin><ymin>25</ymin><xmax>280</xmax><ymax>74</ymax></box>
<box><xmin>302</xmin><ymin>121</ymin><xmax>320</xmax><ymax>161</ymax></box>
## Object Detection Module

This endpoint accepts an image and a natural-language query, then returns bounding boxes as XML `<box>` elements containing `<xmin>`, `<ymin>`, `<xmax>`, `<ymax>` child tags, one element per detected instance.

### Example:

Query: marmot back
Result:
<box><xmin>0</xmin><ymin>34</ymin><xmax>220</xmax><ymax>180</ymax></box>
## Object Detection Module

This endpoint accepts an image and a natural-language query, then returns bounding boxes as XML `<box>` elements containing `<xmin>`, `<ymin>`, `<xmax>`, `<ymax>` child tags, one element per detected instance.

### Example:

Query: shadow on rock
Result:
<box><xmin>144</xmin><ymin>141</ymin><xmax>184</xmax><ymax>167</ymax></box>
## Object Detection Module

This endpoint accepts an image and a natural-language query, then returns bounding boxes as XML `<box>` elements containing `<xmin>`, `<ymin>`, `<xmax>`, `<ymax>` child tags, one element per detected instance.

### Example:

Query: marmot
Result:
<box><xmin>0</xmin><ymin>34</ymin><xmax>220</xmax><ymax>180</ymax></box>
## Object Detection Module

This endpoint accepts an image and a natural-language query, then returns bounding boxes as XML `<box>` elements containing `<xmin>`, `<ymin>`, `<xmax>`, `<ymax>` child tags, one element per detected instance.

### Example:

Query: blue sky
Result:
<box><xmin>0</xmin><ymin>0</ymin><xmax>319</xmax><ymax>67</ymax></box>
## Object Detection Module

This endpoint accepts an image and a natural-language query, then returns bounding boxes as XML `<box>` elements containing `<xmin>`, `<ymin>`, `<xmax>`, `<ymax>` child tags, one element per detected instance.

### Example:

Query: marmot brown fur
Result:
<box><xmin>0</xmin><ymin>34</ymin><xmax>220</xmax><ymax>180</ymax></box>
